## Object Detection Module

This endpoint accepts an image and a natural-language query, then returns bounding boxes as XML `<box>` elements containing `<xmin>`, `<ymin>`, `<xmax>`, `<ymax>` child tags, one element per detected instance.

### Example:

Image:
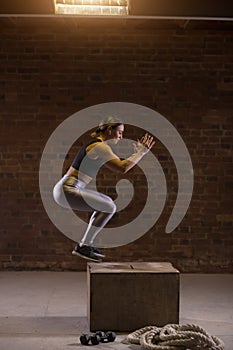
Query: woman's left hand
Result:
<box><xmin>133</xmin><ymin>133</ymin><xmax>155</xmax><ymax>154</ymax></box>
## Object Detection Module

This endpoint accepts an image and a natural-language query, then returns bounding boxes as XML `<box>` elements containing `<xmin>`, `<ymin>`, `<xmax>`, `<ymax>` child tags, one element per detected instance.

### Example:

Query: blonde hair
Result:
<box><xmin>91</xmin><ymin>116</ymin><xmax>123</xmax><ymax>138</ymax></box>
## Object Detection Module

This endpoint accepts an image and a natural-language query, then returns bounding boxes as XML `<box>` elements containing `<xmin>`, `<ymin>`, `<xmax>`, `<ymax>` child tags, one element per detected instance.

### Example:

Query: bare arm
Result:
<box><xmin>96</xmin><ymin>134</ymin><xmax>155</xmax><ymax>174</ymax></box>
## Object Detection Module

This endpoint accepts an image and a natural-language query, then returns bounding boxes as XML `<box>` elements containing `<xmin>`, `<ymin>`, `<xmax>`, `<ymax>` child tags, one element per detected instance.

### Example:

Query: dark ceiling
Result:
<box><xmin>129</xmin><ymin>0</ymin><xmax>233</xmax><ymax>18</ymax></box>
<box><xmin>0</xmin><ymin>0</ymin><xmax>55</xmax><ymax>15</ymax></box>
<box><xmin>0</xmin><ymin>0</ymin><xmax>233</xmax><ymax>18</ymax></box>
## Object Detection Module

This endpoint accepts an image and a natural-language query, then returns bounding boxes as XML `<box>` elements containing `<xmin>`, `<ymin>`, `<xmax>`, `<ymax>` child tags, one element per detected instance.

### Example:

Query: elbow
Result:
<box><xmin>123</xmin><ymin>167</ymin><xmax>130</xmax><ymax>174</ymax></box>
<box><xmin>114</xmin><ymin>163</ymin><xmax>129</xmax><ymax>174</ymax></box>
<box><xmin>121</xmin><ymin>160</ymin><xmax>133</xmax><ymax>174</ymax></box>
<box><xmin>121</xmin><ymin>164</ymin><xmax>131</xmax><ymax>174</ymax></box>
<box><xmin>105</xmin><ymin>159</ymin><xmax>131</xmax><ymax>174</ymax></box>
<box><xmin>115</xmin><ymin>166</ymin><xmax>128</xmax><ymax>174</ymax></box>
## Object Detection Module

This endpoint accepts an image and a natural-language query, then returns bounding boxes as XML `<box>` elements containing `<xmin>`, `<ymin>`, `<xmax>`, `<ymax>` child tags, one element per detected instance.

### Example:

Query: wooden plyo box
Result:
<box><xmin>87</xmin><ymin>262</ymin><xmax>180</xmax><ymax>332</ymax></box>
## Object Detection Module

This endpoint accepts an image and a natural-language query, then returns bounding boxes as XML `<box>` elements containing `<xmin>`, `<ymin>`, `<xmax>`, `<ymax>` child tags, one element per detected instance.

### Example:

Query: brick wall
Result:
<box><xmin>0</xmin><ymin>17</ymin><xmax>232</xmax><ymax>272</ymax></box>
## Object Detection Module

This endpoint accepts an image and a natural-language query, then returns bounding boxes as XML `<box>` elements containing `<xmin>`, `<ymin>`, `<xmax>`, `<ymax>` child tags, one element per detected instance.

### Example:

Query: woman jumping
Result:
<box><xmin>53</xmin><ymin>117</ymin><xmax>155</xmax><ymax>262</ymax></box>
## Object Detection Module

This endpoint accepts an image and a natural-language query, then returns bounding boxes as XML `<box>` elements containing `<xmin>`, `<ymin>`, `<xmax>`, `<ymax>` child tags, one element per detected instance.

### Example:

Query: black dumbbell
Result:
<box><xmin>80</xmin><ymin>331</ymin><xmax>116</xmax><ymax>346</ymax></box>
<box><xmin>80</xmin><ymin>333</ymin><xmax>100</xmax><ymax>345</ymax></box>
<box><xmin>95</xmin><ymin>331</ymin><xmax>116</xmax><ymax>343</ymax></box>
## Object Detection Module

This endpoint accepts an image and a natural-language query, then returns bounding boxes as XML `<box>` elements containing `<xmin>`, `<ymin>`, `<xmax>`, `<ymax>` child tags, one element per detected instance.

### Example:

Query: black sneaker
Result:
<box><xmin>90</xmin><ymin>246</ymin><xmax>105</xmax><ymax>258</ymax></box>
<box><xmin>72</xmin><ymin>244</ymin><xmax>101</xmax><ymax>262</ymax></box>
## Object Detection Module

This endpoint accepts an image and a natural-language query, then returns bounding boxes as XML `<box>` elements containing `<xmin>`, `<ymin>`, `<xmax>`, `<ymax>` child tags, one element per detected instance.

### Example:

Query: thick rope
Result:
<box><xmin>126</xmin><ymin>323</ymin><xmax>224</xmax><ymax>350</ymax></box>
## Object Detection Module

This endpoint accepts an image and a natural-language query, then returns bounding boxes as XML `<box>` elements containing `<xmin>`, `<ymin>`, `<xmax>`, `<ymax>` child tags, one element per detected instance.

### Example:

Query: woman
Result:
<box><xmin>53</xmin><ymin>117</ymin><xmax>155</xmax><ymax>262</ymax></box>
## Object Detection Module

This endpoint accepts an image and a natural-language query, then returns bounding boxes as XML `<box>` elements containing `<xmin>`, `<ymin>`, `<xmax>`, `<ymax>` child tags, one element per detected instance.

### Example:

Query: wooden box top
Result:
<box><xmin>88</xmin><ymin>262</ymin><xmax>179</xmax><ymax>274</ymax></box>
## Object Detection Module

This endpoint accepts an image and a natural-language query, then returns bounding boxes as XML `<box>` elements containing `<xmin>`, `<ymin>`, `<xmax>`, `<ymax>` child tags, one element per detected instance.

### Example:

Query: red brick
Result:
<box><xmin>0</xmin><ymin>17</ymin><xmax>232</xmax><ymax>272</ymax></box>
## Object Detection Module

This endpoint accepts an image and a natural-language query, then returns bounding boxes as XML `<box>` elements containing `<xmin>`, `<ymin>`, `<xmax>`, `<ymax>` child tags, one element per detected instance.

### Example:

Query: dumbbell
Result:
<box><xmin>95</xmin><ymin>331</ymin><xmax>116</xmax><ymax>343</ymax></box>
<box><xmin>80</xmin><ymin>333</ymin><xmax>100</xmax><ymax>345</ymax></box>
<box><xmin>80</xmin><ymin>331</ymin><xmax>116</xmax><ymax>345</ymax></box>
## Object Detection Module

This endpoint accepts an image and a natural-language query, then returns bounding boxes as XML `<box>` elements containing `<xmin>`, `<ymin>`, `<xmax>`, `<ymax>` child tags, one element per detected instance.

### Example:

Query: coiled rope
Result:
<box><xmin>126</xmin><ymin>324</ymin><xmax>224</xmax><ymax>350</ymax></box>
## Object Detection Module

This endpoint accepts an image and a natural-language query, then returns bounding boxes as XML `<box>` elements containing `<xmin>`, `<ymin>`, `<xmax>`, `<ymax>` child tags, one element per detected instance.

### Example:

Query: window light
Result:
<box><xmin>55</xmin><ymin>0</ymin><xmax>129</xmax><ymax>16</ymax></box>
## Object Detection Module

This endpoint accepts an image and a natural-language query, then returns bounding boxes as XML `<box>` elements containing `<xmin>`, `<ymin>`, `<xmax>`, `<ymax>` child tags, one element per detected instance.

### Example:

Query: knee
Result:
<box><xmin>111</xmin><ymin>201</ymin><xmax>117</xmax><ymax>214</ymax></box>
<box><xmin>106</xmin><ymin>199</ymin><xmax>116</xmax><ymax>215</ymax></box>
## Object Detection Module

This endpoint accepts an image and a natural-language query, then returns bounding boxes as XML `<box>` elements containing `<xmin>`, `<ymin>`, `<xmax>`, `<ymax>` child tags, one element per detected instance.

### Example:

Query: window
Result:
<box><xmin>55</xmin><ymin>0</ymin><xmax>129</xmax><ymax>16</ymax></box>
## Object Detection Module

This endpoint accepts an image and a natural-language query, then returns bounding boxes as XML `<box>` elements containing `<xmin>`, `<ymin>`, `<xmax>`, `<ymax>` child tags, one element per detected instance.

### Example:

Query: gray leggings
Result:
<box><xmin>53</xmin><ymin>175</ymin><xmax>116</xmax><ymax>246</ymax></box>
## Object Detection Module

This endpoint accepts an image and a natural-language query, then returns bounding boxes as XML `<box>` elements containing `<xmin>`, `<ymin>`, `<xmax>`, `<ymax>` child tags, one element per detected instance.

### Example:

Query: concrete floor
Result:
<box><xmin>0</xmin><ymin>271</ymin><xmax>232</xmax><ymax>350</ymax></box>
